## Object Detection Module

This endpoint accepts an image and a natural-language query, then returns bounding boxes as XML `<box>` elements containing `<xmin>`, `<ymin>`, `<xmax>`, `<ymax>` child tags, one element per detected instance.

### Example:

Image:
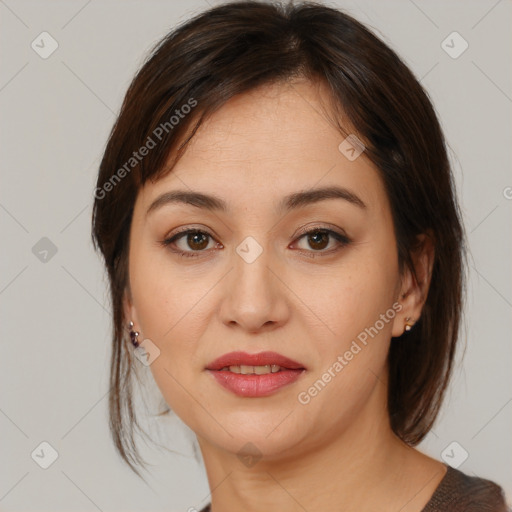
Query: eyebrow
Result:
<box><xmin>146</xmin><ymin>185</ymin><xmax>367</xmax><ymax>217</ymax></box>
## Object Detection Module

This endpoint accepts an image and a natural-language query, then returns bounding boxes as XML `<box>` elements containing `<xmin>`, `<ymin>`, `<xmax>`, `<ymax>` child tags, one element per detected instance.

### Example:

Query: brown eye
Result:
<box><xmin>161</xmin><ymin>229</ymin><xmax>219</xmax><ymax>258</ymax></box>
<box><xmin>186</xmin><ymin>232</ymin><xmax>210</xmax><ymax>250</ymax></box>
<box><xmin>293</xmin><ymin>228</ymin><xmax>351</xmax><ymax>256</ymax></box>
<box><xmin>306</xmin><ymin>231</ymin><xmax>330</xmax><ymax>250</ymax></box>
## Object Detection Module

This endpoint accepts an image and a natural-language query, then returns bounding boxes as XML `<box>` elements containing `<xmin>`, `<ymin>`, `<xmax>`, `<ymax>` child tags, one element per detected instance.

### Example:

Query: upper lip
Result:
<box><xmin>206</xmin><ymin>351</ymin><xmax>306</xmax><ymax>370</ymax></box>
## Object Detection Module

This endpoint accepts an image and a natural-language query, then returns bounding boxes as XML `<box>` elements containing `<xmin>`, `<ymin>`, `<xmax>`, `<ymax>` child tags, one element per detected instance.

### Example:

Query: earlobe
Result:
<box><xmin>122</xmin><ymin>292</ymin><xmax>131</xmax><ymax>325</ymax></box>
<box><xmin>122</xmin><ymin>290</ymin><xmax>137</xmax><ymax>329</ymax></box>
<box><xmin>403</xmin><ymin>316</ymin><xmax>414</xmax><ymax>332</ymax></box>
<box><xmin>128</xmin><ymin>321</ymin><xmax>140</xmax><ymax>348</ymax></box>
<box><xmin>391</xmin><ymin>288</ymin><xmax>416</xmax><ymax>337</ymax></box>
<box><xmin>392</xmin><ymin>232</ymin><xmax>435</xmax><ymax>337</ymax></box>
<box><xmin>123</xmin><ymin>293</ymin><xmax>141</xmax><ymax>347</ymax></box>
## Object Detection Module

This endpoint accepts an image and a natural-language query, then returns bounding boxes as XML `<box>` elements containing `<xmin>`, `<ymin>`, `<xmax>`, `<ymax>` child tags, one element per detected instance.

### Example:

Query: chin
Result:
<box><xmin>192</xmin><ymin>405</ymin><xmax>312</xmax><ymax>460</ymax></box>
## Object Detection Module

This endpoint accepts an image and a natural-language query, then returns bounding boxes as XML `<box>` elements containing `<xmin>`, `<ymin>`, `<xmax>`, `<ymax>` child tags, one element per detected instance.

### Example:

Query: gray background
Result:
<box><xmin>1</xmin><ymin>0</ymin><xmax>511</xmax><ymax>510</ymax></box>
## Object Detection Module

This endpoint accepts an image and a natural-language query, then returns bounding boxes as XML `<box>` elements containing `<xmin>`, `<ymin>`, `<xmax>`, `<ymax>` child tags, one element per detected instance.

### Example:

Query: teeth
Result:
<box><xmin>220</xmin><ymin>365</ymin><xmax>283</xmax><ymax>375</ymax></box>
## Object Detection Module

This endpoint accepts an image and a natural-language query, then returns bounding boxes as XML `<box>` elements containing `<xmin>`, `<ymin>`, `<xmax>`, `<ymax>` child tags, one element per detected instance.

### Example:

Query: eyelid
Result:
<box><xmin>166</xmin><ymin>225</ymin><xmax>214</xmax><ymax>238</ymax></box>
<box><xmin>160</xmin><ymin>226</ymin><xmax>220</xmax><ymax>258</ymax></box>
<box><xmin>293</xmin><ymin>222</ymin><xmax>349</xmax><ymax>239</ymax></box>
<box><xmin>291</xmin><ymin>226</ymin><xmax>351</xmax><ymax>255</ymax></box>
<box><xmin>160</xmin><ymin>224</ymin><xmax>351</xmax><ymax>258</ymax></box>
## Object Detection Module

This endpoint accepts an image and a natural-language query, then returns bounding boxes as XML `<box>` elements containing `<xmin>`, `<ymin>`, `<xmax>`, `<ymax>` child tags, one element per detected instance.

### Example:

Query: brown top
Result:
<box><xmin>421</xmin><ymin>465</ymin><xmax>509</xmax><ymax>511</ymax></box>
<box><xmin>198</xmin><ymin>465</ymin><xmax>510</xmax><ymax>511</ymax></box>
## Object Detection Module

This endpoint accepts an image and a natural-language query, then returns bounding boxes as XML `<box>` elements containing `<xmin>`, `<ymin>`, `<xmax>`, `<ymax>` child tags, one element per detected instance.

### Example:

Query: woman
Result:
<box><xmin>91</xmin><ymin>1</ymin><xmax>509</xmax><ymax>510</ymax></box>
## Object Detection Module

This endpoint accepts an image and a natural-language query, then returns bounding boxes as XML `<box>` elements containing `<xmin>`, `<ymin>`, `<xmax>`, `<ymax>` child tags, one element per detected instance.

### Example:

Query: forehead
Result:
<box><xmin>177</xmin><ymin>80</ymin><xmax>347</xmax><ymax>171</ymax></box>
<box><xmin>136</xmin><ymin>80</ymin><xmax>386</xmax><ymax>215</ymax></box>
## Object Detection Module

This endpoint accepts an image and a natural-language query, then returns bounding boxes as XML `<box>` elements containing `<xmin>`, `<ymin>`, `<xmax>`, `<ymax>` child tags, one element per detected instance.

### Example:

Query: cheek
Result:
<box><xmin>128</xmin><ymin>247</ymin><xmax>217</xmax><ymax>420</ymax></box>
<box><xmin>294</xmin><ymin>287</ymin><xmax>396</xmax><ymax>431</ymax></box>
<box><xmin>129</xmin><ymin>239</ymin><xmax>214</xmax><ymax>339</ymax></box>
<box><xmin>128</xmin><ymin>243</ymin><xmax>223</xmax><ymax>387</ymax></box>
<box><xmin>295</xmin><ymin>240</ymin><xmax>399</xmax><ymax>352</ymax></box>
<box><xmin>293</xmin><ymin>237</ymin><xmax>399</xmax><ymax>405</ymax></box>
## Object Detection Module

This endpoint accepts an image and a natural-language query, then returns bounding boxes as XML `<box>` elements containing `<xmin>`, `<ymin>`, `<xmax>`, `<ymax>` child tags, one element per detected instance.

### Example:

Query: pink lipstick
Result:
<box><xmin>206</xmin><ymin>351</ymin><xmax>306</xmax><ymax>397</ymax></box>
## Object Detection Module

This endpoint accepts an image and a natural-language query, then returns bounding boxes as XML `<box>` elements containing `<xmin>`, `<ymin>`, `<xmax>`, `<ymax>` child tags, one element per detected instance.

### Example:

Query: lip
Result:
<box><xmin>206</xmin><ymin>351</ymin><xmax>305</xmax><ymax>371</ymax></box>
<box><xmin>206</xmin><ymin>351</ymin><xmax>306</xmax><ymax>398</ymax></box>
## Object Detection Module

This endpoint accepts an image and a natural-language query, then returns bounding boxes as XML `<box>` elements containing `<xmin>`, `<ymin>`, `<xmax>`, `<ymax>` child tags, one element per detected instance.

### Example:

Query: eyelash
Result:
<box><xmin>159</xmin><ymin>226</ymin><xmax>351</xmax><ymax>259</ymax></box>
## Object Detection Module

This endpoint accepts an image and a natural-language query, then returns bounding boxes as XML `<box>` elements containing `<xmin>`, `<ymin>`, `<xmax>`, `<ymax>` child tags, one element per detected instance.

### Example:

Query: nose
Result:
<box><xmin>218</xmin><ymin>240</ymin><xmax>290</xmax><ymax>334</ymax></box>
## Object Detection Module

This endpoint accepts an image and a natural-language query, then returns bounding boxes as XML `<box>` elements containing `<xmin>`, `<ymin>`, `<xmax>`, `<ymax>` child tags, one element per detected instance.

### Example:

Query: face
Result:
<box><xmin>124</xmin><ymin>79</ymin><xmax>413</xmax><ymax>461</ymax></box>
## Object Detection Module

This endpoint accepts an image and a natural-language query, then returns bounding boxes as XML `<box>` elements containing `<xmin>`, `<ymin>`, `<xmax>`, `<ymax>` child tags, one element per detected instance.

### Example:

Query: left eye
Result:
<box><xmin>293</xmin><ymin>229</ymin><xmax>350</xmax><ymax>253</ymax></box>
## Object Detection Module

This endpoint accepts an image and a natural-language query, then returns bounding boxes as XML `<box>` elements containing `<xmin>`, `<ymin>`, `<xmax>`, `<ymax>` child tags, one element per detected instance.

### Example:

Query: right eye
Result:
<box><xmin>160</xmin><ymin>229</ymin><xmax>223</xmax><ymax>258</ymax></box>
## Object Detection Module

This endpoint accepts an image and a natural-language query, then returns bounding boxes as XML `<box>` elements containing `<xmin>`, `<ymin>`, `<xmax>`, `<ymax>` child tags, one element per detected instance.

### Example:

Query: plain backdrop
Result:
<box><xmin>1</xmin><ymin>0</ymin><xmax>511</xmax><ymax>510</ymax></box>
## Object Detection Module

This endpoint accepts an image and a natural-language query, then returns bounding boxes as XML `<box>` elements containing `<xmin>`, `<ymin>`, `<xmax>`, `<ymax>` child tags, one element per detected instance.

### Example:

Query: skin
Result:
<box><xmin>124</xmin><ymin>79</ymin><xmax>444</xmax><ymax>511</ymax></box>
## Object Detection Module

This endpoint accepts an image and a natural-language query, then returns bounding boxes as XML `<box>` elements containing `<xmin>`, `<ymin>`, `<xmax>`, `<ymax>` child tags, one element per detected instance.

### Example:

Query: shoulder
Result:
<box><xmin>423</xmin><ymin>465</ymin><xmax>510</xmax><ymax>512</ymax></box>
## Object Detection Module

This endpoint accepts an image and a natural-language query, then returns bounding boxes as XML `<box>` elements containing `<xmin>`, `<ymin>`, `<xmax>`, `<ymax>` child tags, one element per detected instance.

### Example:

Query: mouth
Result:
<box><xmin>218</xmin><ymin>364</ymin><xmax>288</xmax><ymax>374</ymax></box>
<box><xmin>206</xmin><ymin>351</ymin><xmax>306</xmax><ymax>397</ymax></box>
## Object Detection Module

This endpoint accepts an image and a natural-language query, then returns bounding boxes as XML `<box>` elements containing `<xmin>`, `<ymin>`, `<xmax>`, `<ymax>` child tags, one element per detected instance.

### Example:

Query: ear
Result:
<box><xmin>391</xmin><ymin>231</ymin><xmax>435</xmax><ymax>337</ymax></box>
<box><xmin>122</xmin><ymin>285</ymin><xmax>140</xmax><ymax>331</ymax></box>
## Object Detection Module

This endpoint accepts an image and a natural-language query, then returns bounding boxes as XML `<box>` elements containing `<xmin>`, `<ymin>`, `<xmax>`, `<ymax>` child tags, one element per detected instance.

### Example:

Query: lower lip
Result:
<box><xmin>207</xmin><ymin>369</ymin><xmax>305</xmax><ymax>397</ymax></box>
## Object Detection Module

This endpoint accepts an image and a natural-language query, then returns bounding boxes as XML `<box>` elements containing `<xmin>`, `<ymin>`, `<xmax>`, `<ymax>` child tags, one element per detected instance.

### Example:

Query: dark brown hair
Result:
<box><xmin>91</xmin><ymin>0</ymin><xmax>466</xmax><ymax>477</ymax></box>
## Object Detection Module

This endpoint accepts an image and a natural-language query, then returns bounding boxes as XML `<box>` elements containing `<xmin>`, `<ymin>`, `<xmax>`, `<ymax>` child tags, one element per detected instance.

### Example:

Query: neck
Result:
<box><xmin>195</xmin><ymin>377</ymin><xmax>445</xmax><ymax>512</ymax></box>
